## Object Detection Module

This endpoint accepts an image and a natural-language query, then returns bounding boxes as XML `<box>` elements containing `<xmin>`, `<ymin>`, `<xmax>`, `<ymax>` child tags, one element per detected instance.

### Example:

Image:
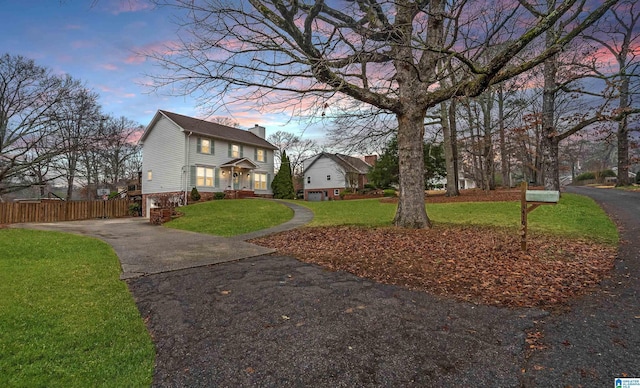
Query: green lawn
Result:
<box><xmin>0</xmin><ymin>229</ymin><xmax>154</xmax><ymax>387</ymax></box>
<box><xmin>163</xmin><ymin>195</ymin><xmax>616</xmax><ymax>244</ymax></box>
<box><xmin>293</xmin><ymin>193</ymin><xmax>618</xmax><ymax>244</ymax></box>
<box><xmin>166</xmin><ymin>199</ymin><xmax>294</xmax><ymax>236</ymax></box>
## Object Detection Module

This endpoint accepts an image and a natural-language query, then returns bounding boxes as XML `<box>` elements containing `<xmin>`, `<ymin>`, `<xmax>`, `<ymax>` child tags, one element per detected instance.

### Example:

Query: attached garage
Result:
<box><xmin>307</xmin><ymin>191</ymin><xmax>323</xmax><ymax>202</ymax></box>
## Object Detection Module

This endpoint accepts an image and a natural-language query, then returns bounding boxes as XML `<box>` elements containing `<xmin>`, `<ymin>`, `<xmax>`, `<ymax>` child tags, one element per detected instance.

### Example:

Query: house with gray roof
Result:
<box><xmin>140</xmin><ymin>110</ymin><xmax>277</xmax><ymax>217</ymax></box>
<box><xmin>302</xmin><ymin>152</ymin><xmax>374</xmax><ymax>201</ymax></box>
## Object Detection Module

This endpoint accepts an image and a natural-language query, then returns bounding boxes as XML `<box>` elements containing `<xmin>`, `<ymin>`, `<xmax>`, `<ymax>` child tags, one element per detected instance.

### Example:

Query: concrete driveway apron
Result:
<box><xmin>11</xmin><ymin>217</ymin><xmax>275</xmax><ymax>279</ymax></box>
<box><xmin>10</xmin><ymin>199</ymin><xmax>313</xmax><ymax>280</ymax></box>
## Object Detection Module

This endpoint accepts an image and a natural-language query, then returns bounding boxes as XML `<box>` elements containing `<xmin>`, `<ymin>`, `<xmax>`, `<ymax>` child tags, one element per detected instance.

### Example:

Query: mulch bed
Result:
<box><xmin>251</xmin><ymin>188</ymin><xmax>617</xmax><ymax>309</ymax></box>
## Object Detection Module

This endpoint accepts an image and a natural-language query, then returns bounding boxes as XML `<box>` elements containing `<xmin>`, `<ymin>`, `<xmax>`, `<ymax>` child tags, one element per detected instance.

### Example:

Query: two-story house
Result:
<box><xmin>302</xmin><ymin>152</ymin><xmax>374</xmax><ymax>201</ymax></box>
<box><xmin>140</xmin><ymin>110</ymin><xmax>277</xmax><ymax>217</ymax></box>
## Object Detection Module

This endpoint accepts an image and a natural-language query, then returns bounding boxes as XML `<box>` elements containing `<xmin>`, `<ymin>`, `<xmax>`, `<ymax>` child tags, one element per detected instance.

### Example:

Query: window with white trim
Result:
<box><xmin>327</xmin><ymin>175</ymin><xmax>331</xmax><ymax>181</ymax></box>
<box><xmin>197</xmin><ymin>166</ymin><xmax>215</xmax><ymax>187</ymax></box>
<box><xmin>231</xmin><ymin>144</ymin><xmax>240</xmax><ymax>158</ymax></box>
<box><xmin>307</xmin><ymin>176</ymin><xmax>311</xmax><ymax>184</ymax></box>
<box><xmin>256</xmin><ymin>148</ymin><xmax>265</xmax><ymax>162</ymax></box>
<box><xmin>254</xmin><ymin>173</ymin><xmax>267</xmax><ymax>190</ymax></box>
<box><xmin>199</xmin><ymin>138</ymin><xmax>213</xmax><ymax>154</ymax></box>
<box><xmin>334</xmin><ymin>189</ymin><xmax>340</xmax><ymax>196</ymax></box>
<box><xmin>147</xmin><ymin>170</ymin><xmax>152</xmax><ymax>181</ymax></box>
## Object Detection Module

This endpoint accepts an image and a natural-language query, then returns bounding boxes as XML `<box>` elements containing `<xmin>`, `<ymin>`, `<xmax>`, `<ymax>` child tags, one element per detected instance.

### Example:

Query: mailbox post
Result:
<box><xmin>520</xmin><ymin>182</ymin><xmax>560</xmax><ymax>251</ymax></box>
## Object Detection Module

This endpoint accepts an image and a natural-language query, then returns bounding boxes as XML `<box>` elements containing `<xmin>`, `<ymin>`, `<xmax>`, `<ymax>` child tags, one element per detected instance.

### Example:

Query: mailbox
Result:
<box><xmin>520</xmin><ymin>182</ymin><xmax>560</xmax><ymax>251</ymax></box>
<box><xmin>525</xmin><ymin>190</ymin><xmax>560</xmax><ymax>203</ymax></box>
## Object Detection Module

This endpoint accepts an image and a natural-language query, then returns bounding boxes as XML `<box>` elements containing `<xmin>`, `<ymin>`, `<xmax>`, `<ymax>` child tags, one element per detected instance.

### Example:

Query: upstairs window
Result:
<box><xmin>307</xmin><ymin>176</ymin><xmax>311</xmax><ymax>184</ymax></box>
<box><xmin>327</xmin><ymin>175</ymin><xmax>331</xmax><ymax>181</ymax></box>
<box><xmin>231</xmin><ymin>144</ymin><xmax>241</xmax><ymax>158</ymax></box>
<box><xmin>197</xmin><ymin>138</ymin><xmax>213</xmax><ymax>154</ymax></box>
<box><xmin>256</xmin><ymin>148</ymin><xmax>265</xmax><ymax>162</ymax></box>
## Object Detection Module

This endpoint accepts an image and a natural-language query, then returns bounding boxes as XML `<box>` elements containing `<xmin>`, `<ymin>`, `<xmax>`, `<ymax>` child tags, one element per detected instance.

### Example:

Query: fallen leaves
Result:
<box><xmin>525</xmin><ymin>331</ymin><xmax>547</xmax><ymax>350</ymax></box>
<box><xmin>251</xmin><ymin>224</ymin><xmax>616</xmax><ymax>308</ymax></box>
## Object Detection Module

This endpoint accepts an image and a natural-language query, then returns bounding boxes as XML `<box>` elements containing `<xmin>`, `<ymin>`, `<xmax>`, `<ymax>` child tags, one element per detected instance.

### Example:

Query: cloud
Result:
<box><xmin>64</xmin><ymin>24</ymin><xmax>84</xmax><ymax>30</ymax></box>
<box><xmin>135</xmin><ymin>40</ymin><xmax>181</xmax><ymax>58</ymax></box>
<box><xmin>104</xmin><ymin>0</ymin><xmax>155</xmax><ymax>15</ymax></box>
<box><xmin>101</xmin><ymin>63</ymin><xmax>119</xmax><ymax>71</ymax></box>
<box><xmin>124</xmin><ymin>53</ymin><xmax>146</xmax><ymax>64</ymax></box>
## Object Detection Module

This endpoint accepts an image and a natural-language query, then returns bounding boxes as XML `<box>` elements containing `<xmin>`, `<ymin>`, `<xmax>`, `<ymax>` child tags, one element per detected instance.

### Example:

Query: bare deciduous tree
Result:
<box><xmin>586</xmin><ymin>0</ymin><xmax>640</xmax><ymax>186</ymax></box>
<box><xmin>268</xmin><ymin>130</ymin><xmax>319</xmax><ymax>176</ymax></box>
<box><xmin>100</xmin><ymin>116</ymin><xmax>142</xmax><ymax>185</ymax></box>
<box><xmin>150</xmin><ymin>0</ymin><xmax>616</xmax><ymax>228</ymax></box>
<box><xmin>0</xmin><ymin>54</ymin><xmax>76</xmax><ymax>198</ymax></box>
<box><xmin>52</xmin><ymin>87</ymin><xmax>102</xmax><ymax>200</ymax></box>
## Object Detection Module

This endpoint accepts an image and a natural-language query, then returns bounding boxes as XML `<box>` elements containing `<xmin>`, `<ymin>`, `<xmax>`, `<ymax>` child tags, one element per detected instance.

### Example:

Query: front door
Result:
<box><xmin>233</xmin><ymin>171</ymin><xmax>240</xmax><ymax>190</ymax></box>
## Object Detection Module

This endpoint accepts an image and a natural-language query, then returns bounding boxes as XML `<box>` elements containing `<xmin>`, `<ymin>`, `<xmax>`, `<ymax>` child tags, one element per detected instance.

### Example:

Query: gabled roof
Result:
<box><xmin>220</xmin><ymin>157</ymin><xmax>260</xmax><ymax>169</ymax></box>
<box><xmin>140</xmin><ymin>110</ymin><xmax>277</xmax><ymax>150</ymax></box>
<box><xmin>304</xmin><ymin>152</ymin><xmax>372</xmax><ymax>174</ymax></box>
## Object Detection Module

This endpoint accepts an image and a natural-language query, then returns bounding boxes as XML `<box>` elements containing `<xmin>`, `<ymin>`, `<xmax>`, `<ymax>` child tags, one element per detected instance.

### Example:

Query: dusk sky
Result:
<box><xmin>0</xmin><ymin>0</ymin><xmax>311</xmax><ymax>136</ymax></box>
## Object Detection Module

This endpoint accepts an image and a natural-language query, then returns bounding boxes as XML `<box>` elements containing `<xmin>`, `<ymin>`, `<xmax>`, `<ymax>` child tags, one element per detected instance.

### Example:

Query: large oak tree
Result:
<box><xmin>151</xmin><ymin>0</ymin><xmax>616</xmax><ymax>228</ymax></box>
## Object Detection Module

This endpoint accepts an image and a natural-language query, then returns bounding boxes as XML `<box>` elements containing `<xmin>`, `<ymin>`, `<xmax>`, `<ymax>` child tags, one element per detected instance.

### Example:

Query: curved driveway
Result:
<box><xmin>522</xmin><ymin>186</ymin><xmax>640</xmax><ymax>386</ymax></box>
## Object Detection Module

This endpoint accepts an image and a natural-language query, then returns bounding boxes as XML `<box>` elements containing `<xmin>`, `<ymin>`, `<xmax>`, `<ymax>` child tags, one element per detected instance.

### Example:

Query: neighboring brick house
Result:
<box><xmin>302</xmin><ymin>153</ymin><xmax>374</xmax><ymax>201</ymax></box>
<box><xmin>140</xmin><ymin>110</ymin><xmax>277</xmax><ymax>217</ymax></box>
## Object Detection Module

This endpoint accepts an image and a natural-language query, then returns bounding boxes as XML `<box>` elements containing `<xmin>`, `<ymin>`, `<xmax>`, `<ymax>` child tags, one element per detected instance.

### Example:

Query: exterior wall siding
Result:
<box><xmin>304</xmin><ymin>157</ymin><xmax>347</xmax><ymax>190</ymax></box>
<box><xmin>186</xmin><ymin>135</ymin><xmax>275</xmax><ymax>195</ymax></box>
<box><xmin>141</xmin><ymin>116</ymin><xmax>186</xmax><ymax>196</ymax></box>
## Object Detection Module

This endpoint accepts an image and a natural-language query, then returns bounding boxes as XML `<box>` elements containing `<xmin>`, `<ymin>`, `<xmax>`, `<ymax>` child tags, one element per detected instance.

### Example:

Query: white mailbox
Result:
<box><xmin>525</xmin><ymin>190</ymin><xmax>560</xmax><ymax>203</ymax></box>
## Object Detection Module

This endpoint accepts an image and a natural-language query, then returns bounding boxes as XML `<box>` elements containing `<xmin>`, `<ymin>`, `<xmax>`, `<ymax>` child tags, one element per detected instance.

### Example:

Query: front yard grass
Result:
<box><xmin>295</xmin><ymin>193</ymin><xmax>617</xmax><ymax>244</ymax></box>
<box><xmin>0</xmin><ymin>229</ymin><xmax>154</xmax><ymax>387</ymax></box>
<box><xmin>166</xmin><ymin>199</ymin><xmax>294</xmax><ymax>236</ymax></box>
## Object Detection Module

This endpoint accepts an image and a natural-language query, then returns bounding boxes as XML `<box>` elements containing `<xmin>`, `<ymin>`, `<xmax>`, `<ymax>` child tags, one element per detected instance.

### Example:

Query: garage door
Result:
<box><xmin>307</xmin><ymin>191</ymin><xmax>323</xmax><ymax>202</ymax></box>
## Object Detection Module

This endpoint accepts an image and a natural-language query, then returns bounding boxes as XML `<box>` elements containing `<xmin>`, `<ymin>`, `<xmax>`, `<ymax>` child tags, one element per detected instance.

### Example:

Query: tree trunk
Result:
<box><xmin>394</xmin><ymin>110</ymin><xmax>431</xmax><ymax>228</ymax></box>
<box><xmin>66</xmin><ymin>170</ymin><xmax>75</xmax><ymax>200</ymax></box>
<box><xmin>540</xmin><ymin>29</ymin><xmax>560</xmax><ymax>191</ymax></box>
<box><xmin>481</xmin><ymin>93</ymin><xmax>495</xmax><ymax>190</ymax></box>
<box><xmin>442</xmin><ymin>100</ymin><xmax>459</xmax><ymax>196</ymax></box>
<box><xmin>616</xmin><ymin>73</ymin><xmax>630</xmax><ymax>186</ymax></box>
<box><xmin>498</xmin><ymin>85</ymin><xmax>510</xmax><ymax>187</ymax></box>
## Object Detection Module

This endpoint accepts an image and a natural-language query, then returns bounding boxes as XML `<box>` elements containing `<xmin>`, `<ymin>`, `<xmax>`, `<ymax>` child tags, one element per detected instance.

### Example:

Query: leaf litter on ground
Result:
<box><xmin>250</xmin><ymin>223</ymin><xmax>616</xmax><ymax>308</ymax></box>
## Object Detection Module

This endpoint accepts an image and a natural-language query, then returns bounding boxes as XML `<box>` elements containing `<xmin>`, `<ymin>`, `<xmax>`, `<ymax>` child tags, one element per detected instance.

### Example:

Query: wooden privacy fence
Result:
<box><xmin>0</xmin><ymin>199</ymin><xmax>132</xmax><ymax>224</ymax></box>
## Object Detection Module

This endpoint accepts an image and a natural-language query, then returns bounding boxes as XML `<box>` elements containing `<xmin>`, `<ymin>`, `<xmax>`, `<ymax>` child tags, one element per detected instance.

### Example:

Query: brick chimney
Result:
<box><xmin>364</xmin><ymin>155</ymin><xmax>377</xmax><ymax>166</ymax></box>
<box><xmin>249</xmin><ymin>124</ymin><xmax>266</xmax><ymax>139</ymax></box>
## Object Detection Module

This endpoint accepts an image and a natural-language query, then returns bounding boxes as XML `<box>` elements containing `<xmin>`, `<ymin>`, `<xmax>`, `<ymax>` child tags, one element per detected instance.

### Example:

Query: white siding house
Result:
<box><xmin>302</xmin><ymin>153</ymin><xmax>373</xmax><ymax>201</ymax></box>
<box><xmin>140</xmin><ymin>110</ymin><xmax>277</xmax><ymax>217</ymax></box>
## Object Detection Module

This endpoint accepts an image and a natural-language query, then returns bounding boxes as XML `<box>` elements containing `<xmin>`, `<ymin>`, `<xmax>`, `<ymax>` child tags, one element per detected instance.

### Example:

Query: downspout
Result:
<box><xmin>185</xmin><ymin>131</ymin><xmax>192</xmax><ymax>204</ymax></box>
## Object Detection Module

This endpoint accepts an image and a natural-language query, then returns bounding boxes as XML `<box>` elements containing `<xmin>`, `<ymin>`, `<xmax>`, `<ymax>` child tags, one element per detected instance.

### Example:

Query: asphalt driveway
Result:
<box><xmin>521</xmin><ymin>186</ymin><xmax>640</xmax><ymax>386</ymax></box>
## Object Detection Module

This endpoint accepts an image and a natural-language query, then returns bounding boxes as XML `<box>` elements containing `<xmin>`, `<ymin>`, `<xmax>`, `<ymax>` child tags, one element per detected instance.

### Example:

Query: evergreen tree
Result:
<box><xmin>369</xmin><ymin>137</ymin><xmax>446</xmax><ymax>189</ymax></box>
<box><xmin>271</xmin><ymin>150</ymin><xmax>295</xmax><ymax>199</ymax></box>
